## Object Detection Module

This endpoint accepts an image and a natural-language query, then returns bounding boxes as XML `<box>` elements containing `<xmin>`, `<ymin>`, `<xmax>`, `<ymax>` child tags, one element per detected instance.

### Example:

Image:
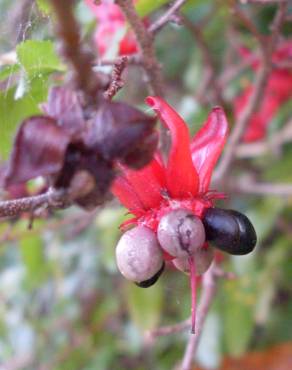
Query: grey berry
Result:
<box><xmin>173</xmin><ymin>247</ymin><xmax>214</xmax><ymax>275</ymax></box>
<box><xmin>157</xmin><ymin>209</ymin><xmax>206</xmax><ymax>258</ymax></box>
<box><xmin>116</xmin><ymin>226</ymin><xmax>163</xmax><ymax>283</ymax></box>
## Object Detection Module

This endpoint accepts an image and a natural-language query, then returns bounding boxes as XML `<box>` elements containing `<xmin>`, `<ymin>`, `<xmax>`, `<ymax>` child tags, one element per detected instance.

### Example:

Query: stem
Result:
<box><xmin>189</xmin><ymin>256</ymin><xmax>197</xmax><ymax>334</ymax></box>
<box><xmin>104</xmin><ymin>56</ymin><xmax>128</xmax><ymax>100</ymax></box>
<box><xmin>115</xmin><ymin>0</ymin><xmax>163</xmax><ymax>96</ymax></box>
<box><xmin>149</xmin><ymin>0</ymin><xmax>188</xmax><ymax>34</ymax></box>
<box><xmin>181</xmin><ymin>263</ymin><xmax>218</xmax><ymax>370</ymax></box>
<box><xmin>213</xmin><ymin>1</ymin><xmax>287</xmax><ymax>184</ymax></box>
<box><xmin>231</xmin><ymin>178</ymin><xmax>292</xmax><ymax>196</ymax></box>
<box><xmin>181</xmin><ymin>15</ymin><xmax>225</xmax><ymax>107</ymax></box>
<box><xmin>115</xmin><ymin>0</ymin><xmax>169</xmax><ymax>155</ymax></box>
<box><xmin>146</xmin><ymin>318</ymin><xmax>191</xmax><ymax>339</ymax></box>
<box><xmin>49</xmin><ymin>0</ymin><xmax>101</xmax><ymax>104</ymax></box>
<box><xmin>0</xmin><ymin>188</ymin><xmax>70</xmax><ymax>219</ymax></box>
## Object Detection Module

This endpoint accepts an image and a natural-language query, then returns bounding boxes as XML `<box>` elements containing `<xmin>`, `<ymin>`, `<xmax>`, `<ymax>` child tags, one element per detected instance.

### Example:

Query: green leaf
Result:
<box><xmin>254</xmin><ymin>237</ymin><xmax>291</xmax><ymax>328</ymax></box>
<box><xmin>126</xmin><ymin>281</ymin><xmax>163</xmax><ymax>331</ymax></box>
<box><xmin>19</xmin><ymin>233</ymin><xmax>47</xmax><ymax>288</ymax></box>
<box><xmin>0</xmin><ymin>77</ymin><xmax>47</xmax><ymax>159</ymax></box>
<box><xmin>220</xmin><ymin>277</ymin><xmax>256</xmax><ymax>356</ymax></box>
<box><xmin>0</xmin><ymin>64</ymin><xmax>20</xmax><ymax>81</ymax></box>
<box><xmin>36</xmin><ymin>0</ymin><xmax>52</xmax><ymax>16</ymax></box>
<box><xmin>245</xmin><ymin>198</ymin><xmax>284</xmax><ymax>242</ymax></box>
<box><xmin>0</xmin><ymin>41</ymin><xmax>63</xmax><ymax>158</ymax></box>
<box><xmin>16</xmin><ymin>40</ymin><xmax>65</xmax><ymax>78</ymax></box>
<box><xmin>135</xmin><ymin>0</ymin><xmax>170</xmax><ymax>17</ymax></box>
<box><xmin>263</xmin><ymin>146</ymin><xmax>292</xmax><ymax>183</ymax></box>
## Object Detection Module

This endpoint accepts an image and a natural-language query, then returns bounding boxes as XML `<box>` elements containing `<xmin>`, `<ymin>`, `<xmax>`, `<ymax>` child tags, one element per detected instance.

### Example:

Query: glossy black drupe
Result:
<box><xmin>135</xmin><ymin>262</ymin><xmax>165</xmax><ymax>288</ymax></box>
<box><xmin>202</xmin><ymin>208</ymin><xmax>257</xmax><ymax>255</ymax></box>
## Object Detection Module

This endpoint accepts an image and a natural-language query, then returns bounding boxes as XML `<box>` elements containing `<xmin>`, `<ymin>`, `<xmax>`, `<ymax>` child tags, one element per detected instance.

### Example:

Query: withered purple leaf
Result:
<box><xmin>53</xmin><ymin>145</ymin><xmax>114</xmax><ymax>209</ymax></box>
<box><xmin>3</xmin><ymin>87</ymin><xmax>158</xmax><ymax>211</ymax></box>
<box><xmin>84</xmin><ymin>100</ymin><xmax>156</xmax><ymax>167</ymax></box>
<box><xmin>5</xmin><ymin>116</ymin><xmax>70</xmax><ymax>186</ymax></box>
<box><xmin>74</xmin><ymin>158</ymin><xmax>114</xmax><ymax>209</ymax></box>
<box><xmin>44</xmin><ymin>86</ymin><xmax>85</xmax><ymax>138</ymax></box>
<box><xmin>121</xmin><ymin>130</ymin><xmax>159</xmax><ymax>169</ymax></box>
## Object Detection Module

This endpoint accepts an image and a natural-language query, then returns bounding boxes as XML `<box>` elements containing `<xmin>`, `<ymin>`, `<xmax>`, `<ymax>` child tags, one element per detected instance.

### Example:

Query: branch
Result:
<box><xmin>213</xmin><ymin>1</ymin><xmax>287</xmax><ymax>183</ymax></box>
<box><xmin>0</xmin><ymin>188</ymin><xmax>71</xmax><ymax>219</ymax></box>
<box><xmin>8</xmin><ymin>0</ymin><xmax>34</xmax><ymax>46</ymax></box>
<box><xmin>232</xmin><ymin>5</ymin><xmax>265</xmax><ymax>46</ymax></box>
<box><xmin>146</xmin><ymin>318</ymin><xmax>191</xmax><ymax>340</ymax></box>
<box><xmin>218</xmin><ymin>52</ymin><xmax>258</xmax><ymax>88</ymax></box>
<box><xmin>181</xmin><ymin>15</ymin><xmax>225</xmax><ymax>106</ymax></box>
<box><xmin>115</xmin><ymin>0</ymin><xmax>163</xmax><ymax>96</ymax></box>
<box><xmin>49</xmin><ymin>0</ymin><xmax>101</xmax><ymax>104</ymax></box>
<box><xmin>104</xmin><ymin>56</ymin><xmax>128</xmax><ymax>99</ymax></box>
<box><xmin>149</xmin><ymin>0</ymin><xmax>188</xmax><ymax>34</ymax></box>
<box><xmin>231</xmin><ymin>177</ymin><xmax>292</xmax><ymax>196</ymax></box>
<box><xmin>95</xmin><ymin>54</ymin><xmax>142</xmax><ymax>67</ymax></box>
<box><xmin>180</xmin><ymin>263</ymin><xmax>218</xmax><ymax>370</ymax></box>
<box><xmin>236</xmin><ymin>119</ymin><xmax>292</xmax><ymax>158</ymax></box>
<box><xmin>115</xmin><ymin>0</ymin><xmax>169</xmax><ymax>154</ymax></box>
<box><xmin>146</xmin><ymin>267</ymin><xmax>235</xmax><ymax>342</ymax></box>
<box><xmin>240</xmin><ymin>0</ymin><xmax>287</xmax><ymax>4</ymax></box>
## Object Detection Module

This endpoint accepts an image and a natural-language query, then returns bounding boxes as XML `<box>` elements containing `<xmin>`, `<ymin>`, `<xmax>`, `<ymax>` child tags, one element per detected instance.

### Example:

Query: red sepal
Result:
<box><xmin>190</xmin><ymin>107</ymin><xmax>228</xmax><ymax>193</ymax></box>
<box><xmin>146</xmin><ymin>96</ymin><xmax>199</xmax><ymax>198</ymax></box>
<box><xmin>113</xmin><ymin>158</ymin><xmax>165</xmax><ymax>211</ymax></box>
<box><xmin>111</xmin><ymin>176</ymin><xmax>145</xmax><ymax>216</ymax></box>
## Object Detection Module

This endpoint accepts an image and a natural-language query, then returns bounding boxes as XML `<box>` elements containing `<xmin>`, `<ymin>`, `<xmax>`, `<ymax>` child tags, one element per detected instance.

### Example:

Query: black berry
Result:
<box><xmin>202</xmin><ymin>208</ymin><xmax>257</xmax><ymax>255</ymax></box>
<box><xmin>135</xmin><ymin>262</ymin><xmax>165</xmax><ymax>288</ymax></box>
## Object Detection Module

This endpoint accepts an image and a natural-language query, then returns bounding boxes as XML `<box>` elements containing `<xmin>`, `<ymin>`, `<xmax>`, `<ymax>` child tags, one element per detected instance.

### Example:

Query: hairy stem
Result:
<box><xmin>0</xmin><ymin>188</ymin><xmax>70</xmax><ymax>219</ymax></box>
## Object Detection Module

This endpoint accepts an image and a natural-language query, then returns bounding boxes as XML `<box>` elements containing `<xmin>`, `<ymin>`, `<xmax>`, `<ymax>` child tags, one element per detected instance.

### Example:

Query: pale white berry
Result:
<box><xmin>115</xmin><ymin>226</ymin><xmax>163</xmax><ymax>283</ymax></box>
<box><xmin>173</xmin><ymin>247</ymin><xmax>214</xmax><ymax>275</ymax></box>
<box><xmin>157</xmin><ymin>209</ymin><xmax>206</xmax><ymax>258</ymax></box>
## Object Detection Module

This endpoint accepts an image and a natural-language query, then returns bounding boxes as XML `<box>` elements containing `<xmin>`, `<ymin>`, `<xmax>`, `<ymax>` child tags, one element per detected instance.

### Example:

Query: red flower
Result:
<box><xmin>112</xmin><ymin>97</ymin><xmax>229</xmax><ymax>331</ymax></box>
<box><xmin>235</xmin><ymin>41</ymin><xmax>292</xmax><ymax>142</ymax></box>
<box><xmin>85</xmin><ymin>0</ymin><xmax>139</xmax><ymax>57</ymax></box>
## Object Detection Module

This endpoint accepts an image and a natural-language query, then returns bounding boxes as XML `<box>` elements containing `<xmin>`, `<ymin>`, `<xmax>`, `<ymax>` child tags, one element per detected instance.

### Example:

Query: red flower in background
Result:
<box><xmin>235</xmin><ymin>40</ymin><xmax>292</xmax><ymax>142</ymax></box>
<box><xmin>112</xmin><ymin>97</ymin><xmax>229</xmax><ymax>332</ymax></box>
<box><xmin>85</xmin><ymin>0</ymin><xmax>139</xmax><ymax>57</ymax></box>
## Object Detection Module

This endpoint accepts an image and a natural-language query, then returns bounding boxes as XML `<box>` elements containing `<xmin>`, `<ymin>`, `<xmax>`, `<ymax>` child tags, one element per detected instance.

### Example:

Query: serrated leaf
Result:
<box><xmin>16</xmin><ymin>40</ymin><xmax>65</xmax><ymax>78</ymax></box>
<box><xmin>125</xmin><ymin>281</ymin><xmax>163</xmax><ymax>331</ymax></box>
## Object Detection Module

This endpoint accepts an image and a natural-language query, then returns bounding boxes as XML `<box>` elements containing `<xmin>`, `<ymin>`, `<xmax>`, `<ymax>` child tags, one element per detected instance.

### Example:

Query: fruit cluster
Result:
<box><xmin>115</xmin><ymin>207</ymin><xmax>257</xmax><ymax>288</ymax></box>
<box><xmin>111</xmin><ymin>96</ymin><xmax>257</xmax><ymax>331</ymax></box>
